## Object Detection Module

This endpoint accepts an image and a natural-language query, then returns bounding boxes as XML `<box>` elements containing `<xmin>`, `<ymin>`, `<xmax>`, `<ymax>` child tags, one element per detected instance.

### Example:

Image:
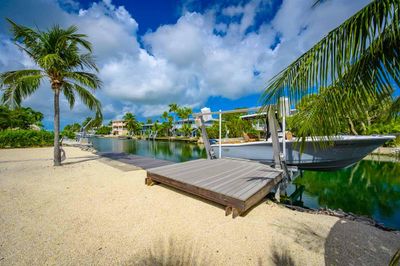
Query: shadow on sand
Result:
<box><xmin>123</xmin><ymin>236</ymin><xmax>298</xmax><ymax>266</ymax></box>
<box><xmin>123</xmin><ymin>237</ymin><xmax>210</xmax><ymax>266</ymax></box>
<box><xmin>324</xmin><ymin>219</ymin><xmax>400</xmax><ymax>265</ymax></box>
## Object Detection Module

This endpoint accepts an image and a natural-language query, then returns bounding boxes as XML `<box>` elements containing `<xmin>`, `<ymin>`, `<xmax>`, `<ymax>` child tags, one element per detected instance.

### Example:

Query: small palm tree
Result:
<box><xmin>0</xmin><ymin>19</ymin><xmax>102</xmax><ymax>166</ymax></box>
<box><xmin>261</xmin><ymin>0</ymin><xmax>399</xmax><ymax>138</ymax></box>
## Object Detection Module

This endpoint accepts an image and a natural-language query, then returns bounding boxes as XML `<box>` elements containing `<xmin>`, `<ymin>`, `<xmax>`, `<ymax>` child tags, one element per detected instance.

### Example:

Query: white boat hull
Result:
<box><xmin>211</xmin><ymin>135</ymin><xmax>395</xmax><ymax>171</ymax></box>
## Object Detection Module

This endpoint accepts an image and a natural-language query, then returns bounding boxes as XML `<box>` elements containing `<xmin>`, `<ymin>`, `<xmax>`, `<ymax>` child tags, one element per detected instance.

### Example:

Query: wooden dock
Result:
<box><xmin>146</xmin><ymin>158</ymin><xmax>283</xmax><ymax>218</ymax></box>
<box><xmin>97</xmin><ymin>152</ymin><xmax>174</xmax><ymax>170</ymax></box>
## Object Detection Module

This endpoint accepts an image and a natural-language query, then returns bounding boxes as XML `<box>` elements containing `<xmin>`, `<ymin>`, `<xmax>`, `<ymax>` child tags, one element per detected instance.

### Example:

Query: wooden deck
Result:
<box><xmin>97</xmin><ymin>152</ymin><xmax>174</xmax><ymax>170</ymax></box>
<box><xmin>146</xmin><ymin>158</ymin><xmax>283</xmax><ymax>218</ymax></box>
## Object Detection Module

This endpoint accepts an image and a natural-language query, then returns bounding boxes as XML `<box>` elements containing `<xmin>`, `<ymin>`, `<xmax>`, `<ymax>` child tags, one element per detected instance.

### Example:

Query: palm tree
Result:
<box><xmin>261</xmin><ymin>0</ymin><xmax>399</xmax><ymax>139</ymax></box>
<box><xmin>161</xmin><ymin>111</ymin><xmax>168</xmax><ymax>121</ymax></box>
<box><xmin>168</xmin><ymin>103</ymin><xmax>179</xmax><ymax>114</ymax></box>
<box><xmin>177</xmin><ymin>107</ymin><xmax>193</xmax><ymax>137</ymax></box>
<box><xmin>123</xmin><ymin>112</ymin><xmax>139</xmax><ymax>136</ymax></box>
<box><xmin>161</xmin><ymin>111</ymin><xmax>170</xmax><ymax>136</ymax></box>
<box><xmin>168</xmin><ymin>103</ymin><xmax>179</xmax><ymax>132</ymax></box>
<box><xmin>0</xmin><ymin>19</ymin><xmax>102</xmax><ymax>166</ymax></box>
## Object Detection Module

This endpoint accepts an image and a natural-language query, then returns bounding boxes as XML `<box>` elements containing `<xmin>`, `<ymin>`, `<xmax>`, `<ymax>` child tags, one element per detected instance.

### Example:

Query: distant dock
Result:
<box><xmin>98</xmin><ymin>152</ymin><xmax>174</xmax><ymax>169</ymax></box>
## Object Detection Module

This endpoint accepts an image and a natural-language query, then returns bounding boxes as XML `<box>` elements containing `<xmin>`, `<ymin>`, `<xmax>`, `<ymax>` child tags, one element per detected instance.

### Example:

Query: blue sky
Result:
<box><xmin>0</xmin><ymin>0</ymin><xmax>374</xmax><ymax>129</ymax></box>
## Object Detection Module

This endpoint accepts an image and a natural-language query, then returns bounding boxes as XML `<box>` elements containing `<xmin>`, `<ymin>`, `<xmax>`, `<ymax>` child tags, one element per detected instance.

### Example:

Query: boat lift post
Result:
<box><xmin>219</xmin><ymin>110</ymin><xmax>222</xmax><ymax>159</ymax></box>
<box><xmin>280</xmin><ymin>97</ymin><xmax>288</xmax><ymax>160</ymax></box>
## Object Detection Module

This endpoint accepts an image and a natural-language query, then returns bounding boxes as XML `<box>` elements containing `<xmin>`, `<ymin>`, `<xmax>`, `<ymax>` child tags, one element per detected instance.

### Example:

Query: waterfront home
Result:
<box><xmin>172</xmin><ymin>118</ymin><xmax>216</xmax><ymax>137</ymax></box>
<box><xmin>111</xmin><ymin>120</ymin><xmax>128</xmax><ymax>136</ymax></box>
<box><xmin>139</xmin><ymin>123</ymin><xmax>154</xmax><ymax>136</ymax></box>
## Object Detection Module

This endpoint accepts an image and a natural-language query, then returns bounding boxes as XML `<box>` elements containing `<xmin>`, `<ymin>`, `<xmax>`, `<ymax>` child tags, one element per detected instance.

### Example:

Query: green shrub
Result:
<box><xmin>95</xmin><ymin>126</ymin><xmax>111</xmax><ymax>135</ymax></box>
<box><xmin>61</xmin><ymin>130</ymin><xmax>76</xmax><ymax>139</ymax></box>
<box><xmin>0</xmin><ymin>129</ymin><xmax>54</xmax><ymax>148</ymax></box>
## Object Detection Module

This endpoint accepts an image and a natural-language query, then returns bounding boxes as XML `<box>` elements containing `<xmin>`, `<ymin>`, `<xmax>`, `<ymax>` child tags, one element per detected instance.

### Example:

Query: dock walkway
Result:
<box><xmin>146</xmin><ymin>158</ymin><xmax>283</xmax><ymax>218</ymax></box>
<box><xmin>97</xmin><ymin>152</ymin><xmax>174</xmax><ymax>170</ymax></box>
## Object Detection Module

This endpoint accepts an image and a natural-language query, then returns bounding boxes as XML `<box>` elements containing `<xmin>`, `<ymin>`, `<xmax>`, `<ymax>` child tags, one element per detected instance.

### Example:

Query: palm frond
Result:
<box><xmin>261</xmin><ymin>0</ymin><xmax>399</xmax><ymax>104</ymax></box>
<box><xmin>65</xmin><ymin>71</ymin><xmax>102</xmax><ymax>89</ymax></box>
<box><xmin>6</xmin><ymin>18</ymin><xmax>40</xmax><ymax>59</ymax></box>
<box><xmin>1</xmin><ymin>74</ymin><xmax>42</xmax><ymax>108</ymax></box>
<box><xmin>79</xmin><ymin>53</ymin><xmax>98</xmax><ymax>71</ymax></box>
<box><xmin>0</xmin><ymin>69</ymin><xmax>42</xmax><ymax>84</ymax></box>
<box><xmin>390</xmin><ymin>97</ymin><xmax>400</xmax><ymax>116</ymax></box>
<box><xmin>37</xmin><ymin>53</ymin><xmax>66</xmax><ymax>70</ymax></box>
<box><xmin>72</xmin><ymin>83</ymin><xmax>102</xmax><ymax>118</ymax></box>
<box><xmin>62</xmin><ymin>82</ymin><xmax>75</xmax><ymax>109</ymax></box>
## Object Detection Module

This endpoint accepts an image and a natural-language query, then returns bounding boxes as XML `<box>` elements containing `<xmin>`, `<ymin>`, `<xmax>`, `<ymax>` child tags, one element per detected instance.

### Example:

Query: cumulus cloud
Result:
<box><xmin>0</xmin><ymin>0</ymin><xmax>370</xmax><ymax>125</ymax></box>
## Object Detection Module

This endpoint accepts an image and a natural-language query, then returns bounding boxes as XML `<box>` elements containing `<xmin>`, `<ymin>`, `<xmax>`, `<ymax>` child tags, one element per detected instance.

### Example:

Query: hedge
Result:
<box><xmin>0</xmin><ymin>129</ymin><xmax>54</xmax><ymax>148</ymax></box>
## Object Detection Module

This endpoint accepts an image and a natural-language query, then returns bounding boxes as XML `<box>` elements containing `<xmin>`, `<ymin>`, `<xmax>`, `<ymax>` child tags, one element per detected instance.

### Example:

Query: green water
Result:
<box><xmin>91</xmin><ymin>137</ymin><xmax>400</xmax><ymax>230</ymax></box>
<box><xmin>288</xmin><ymin>160</ymin><xmax>400</xmax><ymax>230</ymax></box>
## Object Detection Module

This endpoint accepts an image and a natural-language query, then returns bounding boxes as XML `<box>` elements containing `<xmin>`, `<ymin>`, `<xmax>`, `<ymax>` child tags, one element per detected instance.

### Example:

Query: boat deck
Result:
<box><xmin>146</xmin><ymin>158</ymin><xmax>283</xmax><ymax>218</ymax></box>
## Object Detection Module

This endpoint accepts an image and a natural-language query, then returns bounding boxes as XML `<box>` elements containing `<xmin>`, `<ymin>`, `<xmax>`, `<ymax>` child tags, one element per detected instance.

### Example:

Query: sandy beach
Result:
<box><xmin>0</xmin><ymin>147</ymin><xmax>399</xmax><ymax>265</ymax></box>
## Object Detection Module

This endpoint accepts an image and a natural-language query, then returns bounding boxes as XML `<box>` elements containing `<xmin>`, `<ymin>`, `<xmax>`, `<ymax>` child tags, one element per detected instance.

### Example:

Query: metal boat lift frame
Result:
<box><xmin>193</xmin><ymin>105</ymin><xmax>293</xmax><ymax>199</ymax></box>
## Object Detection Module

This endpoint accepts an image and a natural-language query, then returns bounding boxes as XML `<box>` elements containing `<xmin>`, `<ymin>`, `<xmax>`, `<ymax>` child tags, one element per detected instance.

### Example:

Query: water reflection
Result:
<box><xmin>290</xmin><ymin>160</ymin><xmax>400</xmax><ymax>229</ymax></box>
<box><xmin>91</xmin><ymin>137</ymin><xmax>206</xmax><ymax>163</ymax></box>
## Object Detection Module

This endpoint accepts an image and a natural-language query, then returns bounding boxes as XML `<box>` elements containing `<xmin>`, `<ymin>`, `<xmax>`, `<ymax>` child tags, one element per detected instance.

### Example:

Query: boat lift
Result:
<box><xmin>193</xmin><ymin>102</ymin><xmax>294</xmax><ymax>199</ymax></box>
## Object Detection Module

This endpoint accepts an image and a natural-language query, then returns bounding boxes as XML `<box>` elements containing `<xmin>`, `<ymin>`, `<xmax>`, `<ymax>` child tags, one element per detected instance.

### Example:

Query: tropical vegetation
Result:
<box><xmin>0</xmin><ymin>129</ymin><xmax>53</xmax><ymax>148</ymax></box>
<box><xmin>0</xmin><ymin>19</ymin><xmax>102</xmax><ymax>166</ymax></box>
<box><xmin>262</xmin><ymin>0</ymin><xmax>400</xmax><ymax>141</ymax></box>
<box><xmin>95</xmin><ymin>125</ymin><xmax>111</xmax><ymax>135</ymax></box>
<box><xmin>61</xmin><ymin>122</ymin><xmax>81</xmax><ymax>139</ymax></box>
<box><xmin>0</xmin><ymin>105</ymin><xmax>43</xmax><ymax>130</ymax></box>
<box><xmin>206</xmin><ymin>111</ymin><xmax>256</xmax><ymax>139</ymax></box>
<box><xmin>287</xmin><ymin>91</ymin><xmax>400</xmax><ymax>146</ymax></box>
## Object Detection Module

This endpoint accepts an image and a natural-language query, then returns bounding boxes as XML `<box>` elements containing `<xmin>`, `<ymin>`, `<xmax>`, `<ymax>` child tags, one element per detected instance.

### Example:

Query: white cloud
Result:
<box><xmin>0</xmin><ymin>0</ymin><xmax>371</xmax><ymax>123</ymax></box>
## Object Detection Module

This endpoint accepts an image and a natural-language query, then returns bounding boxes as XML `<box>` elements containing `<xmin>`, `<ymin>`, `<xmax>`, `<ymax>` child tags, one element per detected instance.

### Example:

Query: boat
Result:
<box><xmin>211</xmin><ymin>135</ymin><xmax>395</xmax><ymax>171</ymax></box>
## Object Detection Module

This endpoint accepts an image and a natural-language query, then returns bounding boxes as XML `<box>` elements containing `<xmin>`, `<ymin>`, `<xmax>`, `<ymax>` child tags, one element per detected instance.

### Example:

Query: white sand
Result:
<box><xmin>0</xmin><ymin>147</ymin><xmax>399</xmax><ymax>265</ymax></box>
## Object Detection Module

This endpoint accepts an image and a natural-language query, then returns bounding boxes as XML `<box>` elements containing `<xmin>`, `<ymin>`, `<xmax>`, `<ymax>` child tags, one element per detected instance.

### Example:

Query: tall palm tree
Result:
<box><xmin>0</xmin><ymin>19</ymin><xmax>102</xmax><ymax>166</ymax></box>
<box><xmin>123</xmin><ymin>112</ymin><xmax>138</xmax><ymax>135</ymax></box>
<box><xmin>261</xmin><ymin>0</ymin><xmax>399</xmax><ymax>139</ymax></box>
<box><xmin>177</xmin><ymin>107</ymin><xmax>193</xmax><ymax>137</ymax></box>
<box><xmin>161</xmin><ymin>111</ymin><xmax>170</xmax><ymax>136</ymax></box>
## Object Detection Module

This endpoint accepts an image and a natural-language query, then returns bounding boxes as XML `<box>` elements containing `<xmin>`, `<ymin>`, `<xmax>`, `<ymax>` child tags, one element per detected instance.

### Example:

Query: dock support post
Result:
<box><xmin>145</xmin><ymin>177</ymin><xmax>157</xmax><ymax>186</ymax></box>
<box><xmin>225</xmin><ymin>206</ymin><xmax>232</xmax><ymax>216</ymax></box>
<box><xmin>232</xmin><ymin>208</ymin><xmax>241</xmax><ymax>219</ymax></box>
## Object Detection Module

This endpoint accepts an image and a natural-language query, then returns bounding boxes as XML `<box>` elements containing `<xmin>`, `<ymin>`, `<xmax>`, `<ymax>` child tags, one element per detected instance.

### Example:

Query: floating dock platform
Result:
<box><xmin>146</xmin><ymin>158</ymin><xmax>283</xmax><ymax>218</ymax></box>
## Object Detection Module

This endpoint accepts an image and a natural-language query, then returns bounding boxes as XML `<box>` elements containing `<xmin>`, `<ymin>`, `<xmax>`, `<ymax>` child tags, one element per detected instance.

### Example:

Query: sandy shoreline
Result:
<box><xmin>0</xmin><ymin>147</ymin><xmax>399</xmax><ymax>265</ymax></box>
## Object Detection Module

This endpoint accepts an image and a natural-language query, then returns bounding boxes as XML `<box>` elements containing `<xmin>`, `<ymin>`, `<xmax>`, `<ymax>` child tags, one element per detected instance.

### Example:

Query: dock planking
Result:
<box><xmin>146</xmin><ymin>158</ymin><xmax>283</xmax><ymax>218</ymax></box>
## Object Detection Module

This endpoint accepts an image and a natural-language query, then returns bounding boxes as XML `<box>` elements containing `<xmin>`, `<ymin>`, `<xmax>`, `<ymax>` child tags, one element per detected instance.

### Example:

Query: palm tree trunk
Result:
<box><xmin>53</xmin><ymin>88</ymin><xmax>61</xmax><ymax>166</ymax></box>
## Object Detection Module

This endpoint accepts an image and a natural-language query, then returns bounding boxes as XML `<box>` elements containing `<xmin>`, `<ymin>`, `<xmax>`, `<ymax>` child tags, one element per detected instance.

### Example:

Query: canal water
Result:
<box><xmin>91</xmin><ymin>137</ymin><xmax>400</xmax><ymax>230</ymax></box>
